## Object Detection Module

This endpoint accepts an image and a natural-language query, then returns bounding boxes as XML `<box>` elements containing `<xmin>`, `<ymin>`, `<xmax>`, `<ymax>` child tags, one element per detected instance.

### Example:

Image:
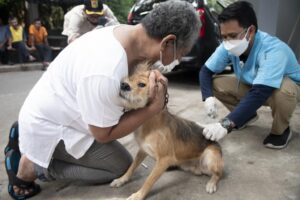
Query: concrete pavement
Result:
<box><xmin>0</xmin><ymin>62</ymin><xmax>43</xmax><ymax>73</ymax></box>
<box><xmin>0</xmin><ymin>69</ymin><xmax>299</xmax><ymax>200</ymax></box>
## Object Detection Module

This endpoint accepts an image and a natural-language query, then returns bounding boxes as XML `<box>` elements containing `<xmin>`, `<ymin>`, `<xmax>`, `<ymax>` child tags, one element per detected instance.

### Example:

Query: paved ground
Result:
<box><xmin>0</xmin><ymin>69</ymin><xmax>299</xmax><ymax>200</ymax></box>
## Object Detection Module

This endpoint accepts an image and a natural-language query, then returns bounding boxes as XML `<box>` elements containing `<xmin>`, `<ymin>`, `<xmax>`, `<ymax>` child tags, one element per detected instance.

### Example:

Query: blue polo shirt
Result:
<box><xmin>205</xmin><ymin>30</ymin><xmax>300</xmax><ymax>88</ymax></box>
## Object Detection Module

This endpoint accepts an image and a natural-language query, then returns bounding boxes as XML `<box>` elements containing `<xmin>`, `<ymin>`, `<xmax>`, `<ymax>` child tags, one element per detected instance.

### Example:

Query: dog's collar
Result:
<box><xmin>164</xmin><ymin>93</ymin><xmax>169</xmax><ymax>109</ymax></box>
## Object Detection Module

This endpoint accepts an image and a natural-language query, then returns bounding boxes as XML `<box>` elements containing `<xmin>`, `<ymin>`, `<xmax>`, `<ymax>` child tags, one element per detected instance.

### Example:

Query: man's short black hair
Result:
<box><xmin>34</xmin><ymin>18</ymin><xmax>41</xmax><ymax>22</ymax></box>
<box><xmin>218</xmin><ymin>1</ymin><xmax>258</xmax><ymax>32</ymax></box>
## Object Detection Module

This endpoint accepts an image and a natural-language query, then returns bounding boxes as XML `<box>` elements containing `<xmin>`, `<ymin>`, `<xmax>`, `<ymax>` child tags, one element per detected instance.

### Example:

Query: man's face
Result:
<box><xmin>34</xmin><ymin>21</ymin><xmax>41</xmax><ymax>29</ymax></box>
<box><xmin>11</xmin><ymin>19</ymin><xmax>18</xmax><ymax>29</ymax></box>
<box><xmin>86</xmin><ymin>14</ymin><xmax>100</xmax><ymax>25</ymax></box>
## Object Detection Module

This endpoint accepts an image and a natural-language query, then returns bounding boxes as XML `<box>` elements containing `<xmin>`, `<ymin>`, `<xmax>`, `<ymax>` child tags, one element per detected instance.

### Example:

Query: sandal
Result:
<box><xmin>5</xmin><ymin>149</ymin><xmax>41</xmax><ymax>200</ymax></box>
<box><xmin>4</xmin><ymin>121</ymin><xmax>20</xmax><ymax>155</ymax></box>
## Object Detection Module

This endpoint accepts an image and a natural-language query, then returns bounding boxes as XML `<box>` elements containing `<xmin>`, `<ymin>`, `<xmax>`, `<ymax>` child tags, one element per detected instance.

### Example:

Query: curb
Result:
<box><xmin>0</xmin><ymin>62</ymin><xmax>43</xmax><ymax>73</ymax></box>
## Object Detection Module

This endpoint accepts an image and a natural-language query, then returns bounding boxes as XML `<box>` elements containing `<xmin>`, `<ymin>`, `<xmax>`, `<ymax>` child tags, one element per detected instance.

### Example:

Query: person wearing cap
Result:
<box><xmin>4</xmin><ymin>1</ymin><xmax>201</xmax><ymax>199</ymax></box>
<box><xmin>62</xmin><ymin>0</ymin><xmax>119</xmax><ymax>44</ymax></box>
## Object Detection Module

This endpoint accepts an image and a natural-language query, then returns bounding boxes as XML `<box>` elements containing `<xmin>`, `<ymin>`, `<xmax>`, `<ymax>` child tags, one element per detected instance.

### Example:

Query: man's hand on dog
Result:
<box><xmin>148</xmin><ymin>70</ymin><xmax>168</xmax><ymax>113</ymax></box>
<box><xmin>203</xmin><ymin>123</ymin><xmax>228</xmax><ymax>141</ymax></box>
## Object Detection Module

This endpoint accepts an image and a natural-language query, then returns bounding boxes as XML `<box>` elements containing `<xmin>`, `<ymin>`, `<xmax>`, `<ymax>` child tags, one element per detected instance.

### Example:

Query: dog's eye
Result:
<box><xmin>138</xmin><ymin>83</ymin><xmax>146</xmax><ymax>88</ymax></box>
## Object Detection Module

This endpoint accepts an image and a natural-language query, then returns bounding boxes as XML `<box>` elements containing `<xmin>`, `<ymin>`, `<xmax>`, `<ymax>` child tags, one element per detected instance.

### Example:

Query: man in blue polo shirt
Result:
<box><xmin>200</xmin><ymin>1</ymin><xmax>300</xmax><ymax>149</ymax></box>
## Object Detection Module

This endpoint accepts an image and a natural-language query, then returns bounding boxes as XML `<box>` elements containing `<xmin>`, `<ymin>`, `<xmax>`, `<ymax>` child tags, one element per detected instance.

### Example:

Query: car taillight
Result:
<box><xmin>127</xmin><ymin>12</ymin><xmax>133</xmax><ymax>24</ymax></box>
<box><xmin>197</xmin><ymin>8</ymin><xmax>205</xmax><ymax>38</ymax></box>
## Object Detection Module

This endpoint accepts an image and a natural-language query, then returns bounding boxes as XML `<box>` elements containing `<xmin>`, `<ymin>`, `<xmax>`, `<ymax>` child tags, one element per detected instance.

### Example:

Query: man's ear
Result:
<box><xmin>248</xmin><ymin>25</ymin><xmax>256</xmax><ymax>40</ymax></box>
<box><xmin>160</xmin><ymin>34</ymin><xmax>176</xmax><ymax>51</ymax></box>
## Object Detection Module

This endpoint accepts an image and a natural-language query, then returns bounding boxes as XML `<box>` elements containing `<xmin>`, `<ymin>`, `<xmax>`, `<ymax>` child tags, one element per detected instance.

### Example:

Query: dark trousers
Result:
<box><xmin>34</xmin><ymin>140</ymin><xmax>133</xmax><ymax>184</ymax></box>
<box><xmin>12</xmin><ymin>42</ymin><xmax>30</xmax><ymax>63</ymax></box>
<box><xmin>0</xmin><ymin>48</ymin><xmax>8</xmax><ymax>64</ymax></box>
<box><xmin>35</xmin><ymin>44</ymin><xmax>52</xmax><ymax>62</ymax></box>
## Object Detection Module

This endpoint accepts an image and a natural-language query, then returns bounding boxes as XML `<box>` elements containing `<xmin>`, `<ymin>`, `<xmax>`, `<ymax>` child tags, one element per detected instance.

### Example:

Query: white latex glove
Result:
<box><xmin>203</xmin><ymin>122</ymin><xmax>228</xmax><ymax>141</ymax></box>
<box><xmin>204</xmin><ymin>96</ymin><xmax>217</xmax><ymax>118</ymax></box>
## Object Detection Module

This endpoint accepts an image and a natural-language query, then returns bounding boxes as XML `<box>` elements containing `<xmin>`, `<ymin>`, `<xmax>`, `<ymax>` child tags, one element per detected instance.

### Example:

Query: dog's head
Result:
<box><xmin>120</xmin><ymin>63</ymin><xmax>151</xmax><ymax>110</ymax></box>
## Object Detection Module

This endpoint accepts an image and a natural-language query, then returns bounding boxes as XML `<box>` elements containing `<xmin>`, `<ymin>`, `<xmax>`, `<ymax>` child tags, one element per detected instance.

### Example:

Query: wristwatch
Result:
<box><xmin>219</xmin><ymin>118</ymin><xmax>235</xmax><ymax>133</ymax></box>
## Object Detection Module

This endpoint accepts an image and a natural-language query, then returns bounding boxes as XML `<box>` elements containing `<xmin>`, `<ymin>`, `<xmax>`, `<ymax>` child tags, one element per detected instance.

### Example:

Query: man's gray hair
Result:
<box><xmin>141</xmin><ymin>0</ymin><xmax>201</xmax><ymax>50</ymax></box>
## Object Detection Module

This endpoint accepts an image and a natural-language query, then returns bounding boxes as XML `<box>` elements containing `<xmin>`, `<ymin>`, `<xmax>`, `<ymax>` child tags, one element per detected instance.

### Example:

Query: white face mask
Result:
<box><xmin>153</xmin><ymin>41</ymin><xmax>180</xmax><ymax>73</ymax></box>
<box><xmin>223</xmin><ymin>28</ymin><xmax>250</xmax><ymax>56</ymax></box>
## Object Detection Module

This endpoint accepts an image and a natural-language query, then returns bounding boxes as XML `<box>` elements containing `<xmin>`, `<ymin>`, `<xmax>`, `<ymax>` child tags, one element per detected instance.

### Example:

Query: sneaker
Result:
<box><xmin>42</xmin><ymin>62</ymin><xmax>50</xmax><ymax>71</ymax></box>
<box><xmin>263</xmin><ymin>127</ymin><xmax>292</xmax><ymax>149</ymax></box>
<box><xmin>28</xmin><ymin>55</ymin><xmax>36</xmax><ymax>62</ymax></box>
<box><xmin>235</xmin><ymin>114</ymin><xmax>259</xmax><ymax>130</ymax></box>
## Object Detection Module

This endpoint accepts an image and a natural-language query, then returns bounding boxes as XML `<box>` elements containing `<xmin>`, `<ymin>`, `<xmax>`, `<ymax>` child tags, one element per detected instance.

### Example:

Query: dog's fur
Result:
<box><xmin>110</xmin><ymin>63</ymin><xmax>224</xmax><ymax>200</ymax></box>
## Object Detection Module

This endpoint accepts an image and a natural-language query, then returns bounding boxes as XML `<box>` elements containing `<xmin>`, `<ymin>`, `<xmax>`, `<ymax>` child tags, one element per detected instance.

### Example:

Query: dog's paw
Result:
<box><xmin>110</xmin><ymin>177</ymin><xmax>129</xmax><ymax>188</ymax></box>
<box><xmin>206</xmin><ymin>181</ymin><xmax>217</xmax><ymax>194</ymax></box>
<box><xmin>126</xmin><ymin>192</ymin><xmax>143</xmax><ymax>200</ymax></box>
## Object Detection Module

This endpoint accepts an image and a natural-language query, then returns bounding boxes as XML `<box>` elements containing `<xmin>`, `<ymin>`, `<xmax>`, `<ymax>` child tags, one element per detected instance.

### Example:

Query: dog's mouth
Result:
<box><xmin>119</xmin><ymin>90</ymin><xmax>148</xmax><ymax>110</ymax></box>
<box><xmin>119</xmin><ymin>90</ymin><xmax>134</xmax><ymax>103</ymax></box>
<box><xmin>119</xmin><ymin>91</ymin><xmax>130</xmax><ymax>102</ymax></box>
<box><xmin>119</xmin><ymin>91</ymin><xmax>126</xmax><ymax>99</ymax></box>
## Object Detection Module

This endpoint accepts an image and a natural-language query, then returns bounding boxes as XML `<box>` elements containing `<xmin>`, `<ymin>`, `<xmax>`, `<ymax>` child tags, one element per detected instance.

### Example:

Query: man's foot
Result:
<box><xmin>5</xmin><ymin>150</ymin><xmax>40</xmax><ymax>199</ymax></box>
<box><xmin>28</xmin><ymin>55</ymin><xmax>36</xmax><ymax>62</ymax></box>
<box><xmin>263</xmin><ymin>127</ymin><xmax>292</xmax><ymax>149</ymax></box>
<box><xmin>42</xmin><ymin>62</ymin><xmax>50</xmax><ymax>71</ymax></box>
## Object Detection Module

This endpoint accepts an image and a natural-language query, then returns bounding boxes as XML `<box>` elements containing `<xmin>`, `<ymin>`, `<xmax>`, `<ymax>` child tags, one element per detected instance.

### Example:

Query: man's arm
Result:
<box><xmin>103</xmin><ymin>4</ymin><xmax>119</xmax><ymax>25</ymax></box>
<box><xmin>62</xmin><ymin>11</ymin><xmax>83</xmax><ymax>43</ymax></box>
<box><xmin>7</xmin><ymin>28</ymin><xmax>13</xmax><ymax>49</ymax></box>
<box><xmin>199</xmin><ymin>65</ymin><xmax>215</xmax><ymax>101</ymax></box>
<box><xmin>28</xmin><ymin>25</ymin><xmax>38</xmax><ymax>50</ymax></box>
<box><xmin>42</xmin><ymin>27</ymin><xmax>49</xmax><ymax>46</ymax></box>
<box><xmin>89</xmin><ymin>103</ymin><xmax>161</xmax><ymax>143</ymax></box>
<box><xmin>88</xmin><ymin>70</ymin><xmax>167</xmax><ymax>143</ymax></box>
<box><xmin>227</xmin><ymin>84</ymin><xmax>275</xmax><ymax>128</ymax></box>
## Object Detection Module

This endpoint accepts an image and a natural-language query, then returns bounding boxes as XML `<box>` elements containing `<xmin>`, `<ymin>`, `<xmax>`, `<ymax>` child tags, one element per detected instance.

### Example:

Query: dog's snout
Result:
<box><xmin>121</xmin><ymin>82</ymin><xmax>131</xmax><ymax>91</ymax></box>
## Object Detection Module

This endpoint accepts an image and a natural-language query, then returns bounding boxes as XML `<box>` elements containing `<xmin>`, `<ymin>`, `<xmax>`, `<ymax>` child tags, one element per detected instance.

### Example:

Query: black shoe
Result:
<box><xmin>4</xmin><ymin>121</ymin><xmax>20</xmax><ymax>155</ymax></box>
<box><xmin>263</xmin><ymin>127</ymin><xmax>292</xmax><ymax>149</ymax></box>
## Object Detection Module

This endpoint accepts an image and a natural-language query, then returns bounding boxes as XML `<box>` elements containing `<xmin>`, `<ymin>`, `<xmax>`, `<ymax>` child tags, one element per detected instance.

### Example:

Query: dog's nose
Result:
<box><xmin>120</xmin><ymin>82</ymin><xmax>131</xmax><ymax>91</ymax></box>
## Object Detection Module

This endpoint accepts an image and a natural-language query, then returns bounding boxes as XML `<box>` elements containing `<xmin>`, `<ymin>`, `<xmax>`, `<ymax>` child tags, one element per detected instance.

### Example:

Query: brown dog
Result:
<box><xmin>110</xmin><ymin>63</ymin><xmax>224</xmax><ymax>200</ymax></box>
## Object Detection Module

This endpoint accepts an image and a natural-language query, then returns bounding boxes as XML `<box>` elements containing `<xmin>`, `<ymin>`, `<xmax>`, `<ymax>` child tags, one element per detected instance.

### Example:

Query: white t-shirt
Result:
<box><xmin>19</xmin><ymin>26</ymin><xmax>128</xmax><ymax>168</ymax></box>
<box><xmin>62</xmin><ymin>5</ymin><xmax>119</xmax><ymax>43</ymax></box>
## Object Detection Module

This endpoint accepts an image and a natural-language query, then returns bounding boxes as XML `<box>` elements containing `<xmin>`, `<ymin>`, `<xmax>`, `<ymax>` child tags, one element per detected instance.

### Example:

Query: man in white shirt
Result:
<box><xmin>4</xmin><ymin>1</ymin><xmax>201</xmax><ymax>199</ymax></box>
<box><xmin>62</xmin><ymin>0</ymin><xmax>119</xmax><ymax>44</ymax></box>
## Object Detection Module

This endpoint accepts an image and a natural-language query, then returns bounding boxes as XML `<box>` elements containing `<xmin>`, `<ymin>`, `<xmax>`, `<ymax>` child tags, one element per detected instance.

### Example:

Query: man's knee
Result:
<box><xmin>113</xmin><ymin>149</ymin><xmax>132</xmax><ymax>177</ymax></box>
<box><xmin>212</xmin><ymin>75</ymin><xmax>238</xmax><ymax>94</ymax></box>
<box><xmin>94</xmin><ymin>141</ymin><xmax>132</xmax><ymax>177</ymax></box>
<box><xmin>268</xmin><ymin>78</ymin><xmax>298</xmax><ymax>106</ymax></box>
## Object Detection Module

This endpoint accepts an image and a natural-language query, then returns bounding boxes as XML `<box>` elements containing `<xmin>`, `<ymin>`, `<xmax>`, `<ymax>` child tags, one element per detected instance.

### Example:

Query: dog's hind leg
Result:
<box><xmin>110</xmin><ymin>149</ymin><xmax>147</xmax><ymax>188</ymax></box>
<box><xmin>200</xmin><ymin>145</ymin><xmax>224</xmax><ymax>194</ymax></box>
<box><xmin>128</xmin><ymin>157</ymin><xmax>172</xmax><ymax>200</ymax></box>
<box><xmin>179</xmin><ymin>159</ymin><xmax>203</xmax><ymax>175</ymax></box>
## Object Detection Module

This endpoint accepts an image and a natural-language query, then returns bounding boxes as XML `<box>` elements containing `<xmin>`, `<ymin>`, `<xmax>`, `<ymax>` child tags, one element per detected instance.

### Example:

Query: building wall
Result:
<box><xmin>277</xmin><ymin>0</ymin><xmax>300</xmax><ymax>62</ymax></box>
<box><xmin>246</xmin><ymin>0</ymin><xmax>300</xmax><ymax>62</ymax></box>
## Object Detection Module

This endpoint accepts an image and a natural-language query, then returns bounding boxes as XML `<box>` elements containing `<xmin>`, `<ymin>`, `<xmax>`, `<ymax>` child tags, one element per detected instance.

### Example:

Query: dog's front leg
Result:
<box><xmin>110</xmin><ymin>149</ymin><xmax>147</xmax><ymax>188</ymax></box>
<box><xmin>128</xmin><ymin>158</ymin><xmax>171</xmax><ymax>200</ymax></box>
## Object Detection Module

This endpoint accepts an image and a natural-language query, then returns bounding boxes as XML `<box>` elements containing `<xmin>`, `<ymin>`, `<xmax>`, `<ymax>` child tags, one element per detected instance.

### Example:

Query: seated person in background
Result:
<box><xmin>29</xmin><ymin>18</ymin><xmax>52</xmax><ymax>70</ymax></box>
<box><xmin>62</xmin><ymin>0</ymin><xmax>119</xmax><ymax>44</ymax></box>
<box><xmin>7</xmin><ymin>17</ymin><xmax>36</xmax><ymax>63</ymax></box>
<box><xmin>0</xmin><ymin>17</ymin><xmax>9</xmax><ymax>64</ymax></box>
